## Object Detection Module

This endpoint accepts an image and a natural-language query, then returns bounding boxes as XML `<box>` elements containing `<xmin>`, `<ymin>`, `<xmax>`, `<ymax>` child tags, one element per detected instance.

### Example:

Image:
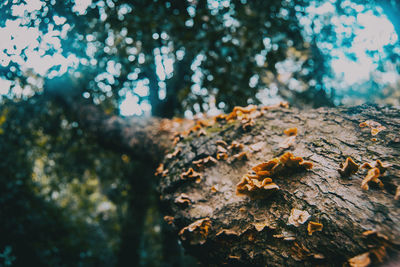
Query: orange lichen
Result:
<box><xmin>214</xmin><ymin>114</ymin><xmax>227</xmax><ymax>122</ymax></box>
<box><xmin>236</xmin><ymin>152</ymin><xmax>312</xmax><ymax>199</ymax></box>
<box><xmin>187</xmin><ymin>124</ymin><xmax>202</xmax><ymax>134</ymax></box>
<box><xmin>278</xmin><ymin>152</ymin><xmax>313</xmax><ymax>170</ymax></box>
<box><xmin>220</xmin><ymin>104</ymin><xmax>260</xmax><ymax>123</ymax></box>
<box><xmin>252</xmin><ymin>158</ymin><xmax>280</xmax><ymax>173</ymax></box>
<box><xmin>216</xmin><ymin>140</ymin><xmax>228</xmax><ymax>147</ymax></box>
<box><xmin>232</xmin><ymin>104</ymin><xmax>258</xmax><ymax>114</ymax></box>
<box><xmin>216</xmin><ymin>229</ymin><xmax>240</xmax><ymax>237</ymax></box>
<box><xmin>374</xmin><ymin>160</ymin><xmax>390</xmax><ymax>174</ymax></box>
<box><xmin>338</xmin><ymin>157</ymin><xmax>359</xmax><ymax>177</ymax></box>
<box><xmin>361</xmin><ymin>160</ymin><xmax>390</xmax><ymax>174</ymax></box>
<box><xmin>371</xmin><ymin>127</ymin><xmax>385</xmax><ymax>136</ymax></box>
<box><xmin>154</xmin><ymin>163</ymin><xmax>169</xmax><ymax>177</ymax></box>
<box><xmin>197</xmin><ymin>128</ymin><xmax>207</xmax><ymax>136</ymax></box>
<box><xmin>361</xmin><ymin>168</ymin><xmax>382</xmax><ymax>190</ymax></box>
<box><xmin>236</xmin><ymin>175</ymin><xmax>279</xmax><ymax>199</ymax></box>
<box><xmin>163</xmin><ymin>215</ymin><xmax>174</xmax><ymax>225</ymax></box>
<box><xmin>347</xmin><ymin>252</ymin><xmax>371</xmax><ymax>267</ymax></box>
<box><xmin>172</xmin><ymin>136</ymin><xmax>180</xmax><ymax>146</ymax></box>
<box><xmin>233</xmin><ymin>151</ymin><xmax>248</xmax><ymax>161</ymax></box>
<box><xmin>179</xmin><ymin>218</ymin><xmax>212</xmax><ymax>245</ymax></box>
<box><xmin>174</xmin><ymin>193</ymin><xmax>192</xmax><ymax>207</ymax></box>
<box><xmin>196</xmin><ymin>119</ymin><xmax>213</xmax><ymax>127</ymax></box>
<box><xmin>181</xmin><ymin>168</ymin><xmax>202</xmax><ymax>183</ymax></box>
<box><xmin>252</xmin><ymin>222</ymin><xmax>268</xmax><ymax>232</ymax></box>
<box><xmin>210</xmin><ymin>185</ymin><xmax>219</xmax><ymax>192</ymax></box>
<box><xmin>217</xmin><ymin>145</ymin><xmax>228</xmax><ymax>153</ymax></box>
<box><xmin>166</xmin><ymin>148</ymin><xmax>181</xmax><ymax>159</ymax></box>
<box><xmin>307</xmin><ymin>221</ymin><xmax>323</xmax><ymax>236</ymax></box>
<box><xmin>360</xmin><ymin>160</ymin><xmax>390</xmax><ymax>190</ymax></box>
<box><xmin>284</xmin><ymin>127</ymin><xmax>298</xmax><ymax>136</ymax></box>
<box><xmin>228</xmin><ymin>255</ymin><xmax>241</xmax><ymax>260</ymax></box>
<box><xmin>370</xmin><ymin>246</ymin><xmax>386</xmax><ymax>263</ymax></box>
<box><xmin>261</xmin><ymin>101</ymin><xmax>289</xmax><ymax>111</ymax></box>
<box><xmin>361</xmin><ymin>162</ymin><xmax>374</xmax><ymax>169</ymax></box>
<box><xmin>253</xmin><ymin>152</ymin><xmax>313</xmax><ymax>174</ymax></box>
<box><xmin>228</xmin><ymin>141</ymin><xmax>244</xmax><ymax>151</ymax></box>
<box><xmin>216</xmin><ymin>152</ymin><xmax>228</xmax><ymax>160</ymax></box>
<box><xmin>242</xmin><ymin>118</ymin><xmax>255</xmax><ymax>130</ymax></box>
<box><xmin>359</xmin><ymin>120</ymin><xmax>386</xmax><ymax>136</ymax></box>
<box><xmin>361</xmin><ymin>230</ymin><xmax>389</xmax><ymax>242</ymax></box>
<box><xmin>192</xmin><ymin>156</ymin><xmax>218</xmax><ymax>168</ymax></box>
<box><xmin>288</xmin><ymin>209</ymin><xmax>311</xmax><ymax>227</ymax></box>
<box><xmin>280</xmin><ymin>101</ymin><xmax>289</xmax><ymax>108</ymax></box>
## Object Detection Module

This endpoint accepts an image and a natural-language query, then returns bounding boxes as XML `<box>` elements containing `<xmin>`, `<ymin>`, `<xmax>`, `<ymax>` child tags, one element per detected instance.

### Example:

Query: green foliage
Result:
<box><xmin>0</xmin><ymin>99</ymin><xmax>136</xmax><ymax>266</ymax></box>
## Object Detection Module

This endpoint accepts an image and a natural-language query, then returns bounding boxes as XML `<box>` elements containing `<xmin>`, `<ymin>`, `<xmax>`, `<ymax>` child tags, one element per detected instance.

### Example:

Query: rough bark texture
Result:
<box><xmin>158</xmin><ymin>105</ymin><xmax>400</xmax><ymax>266</ymax></box>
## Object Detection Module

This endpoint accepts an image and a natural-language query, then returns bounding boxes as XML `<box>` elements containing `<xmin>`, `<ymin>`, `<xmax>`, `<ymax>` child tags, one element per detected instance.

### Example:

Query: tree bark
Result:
<box><xmin>158</xmin><ymin>104</ymin><xmax>400</xmax><ymax>266</ymax></box>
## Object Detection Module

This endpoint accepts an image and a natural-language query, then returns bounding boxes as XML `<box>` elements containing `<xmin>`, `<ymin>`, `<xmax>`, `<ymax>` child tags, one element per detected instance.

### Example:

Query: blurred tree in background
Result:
<box><xmin>0</xmin><ymin>0</ymin><xmax>399</xmax><ymax>266</ymax></box>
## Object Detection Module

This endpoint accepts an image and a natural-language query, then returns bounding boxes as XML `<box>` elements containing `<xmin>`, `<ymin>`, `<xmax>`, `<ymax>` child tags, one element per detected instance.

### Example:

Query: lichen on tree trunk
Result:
<box><xmin>158</xmin><ymin>105</ymin><xmax>400</xmax><ymax>266</ymax></box>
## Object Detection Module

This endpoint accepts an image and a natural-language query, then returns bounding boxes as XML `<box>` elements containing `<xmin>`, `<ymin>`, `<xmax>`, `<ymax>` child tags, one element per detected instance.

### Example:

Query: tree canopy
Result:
<box><xmin>0</xmin><ymin>0</ymin><xmax>399</xmax><ymax>266</ymax></box>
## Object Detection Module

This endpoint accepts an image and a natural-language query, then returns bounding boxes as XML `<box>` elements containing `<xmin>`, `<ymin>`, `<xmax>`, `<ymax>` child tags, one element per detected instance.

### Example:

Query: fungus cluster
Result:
<box><xmin>154</xmin><ymin>163</ymin><xmax>169</xmax><ymax>177</ymax></box>
<box><xmin>215</xmin><ymin>140</ymin><xmax>248</xmax><ymax>162</ymax></box>
<box><xmin>360</xmin><ymin>160</ymin><xmax>390</xmax><ymax>190</ymax></box>
<box><xmin>261</xmin><ymin>101</ymin><xmax>289</xmax><ymax>110</ymax></box>
<box><xmin>212</xmin><ymin>104</ymin><xmax>263</xmax><ymax>131</ymax></box>
<box><xmin>236</xmin><ymin>152</ymin><xmax>313</xmax><ymax>199</ymax></box>
<box><xmin>347</xmin><ymin>246</ymin><xmax>387</xmax><ymax>267</ymax></box>
<box><xmin>179</xmin><ymin>218</ymin><xmax>212</xmax><ymax>245</ymax></box>
<box><xmin>359</xmin><ymin>120</ymin><xmax>386</xmax><ymax>136</ymax></box>
<box><xmin>175</xmin><ymin>193</ymin><xmax>192</xmax><ymax>207</ymax></box>
<box><xmin>337</xmin><ymin>158</ymin><xmax>392</xmax><ymax>192</ymax></box>
<box><xmin>338</xmin><ymin>157</ymin><xmax>359</xmax><ymax>177</ymax></box>
<box><xmin>192</xmin><ymin>156</ymin><xmax>218</xmax><ymax>169</ymax></box>
<box><xmin>347</xmin><ymin>252</ymin><xmax>371</xmax><ymax>267</ymax></box>
<box><xmin>181</xmin><ymin>168</ymin><xmax>202</xmax><ymax>183</ymax></box>
<box><xmin>187</xmin><ymin>119</ymin><xmax>214</xmax><ymax>135</ymax></box>
<box><xmin>166</xmin><ymin>148</ymin><xmax>181</xmax><ymax>159</ymax></box>
<box><xmin>163</xmin><ymin>215</ymin><xmax>174</xmax><ymax>225</ymax></box>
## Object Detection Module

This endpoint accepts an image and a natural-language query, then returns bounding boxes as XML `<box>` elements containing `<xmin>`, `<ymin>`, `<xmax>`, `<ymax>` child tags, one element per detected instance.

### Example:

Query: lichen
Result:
<box><xmin>359</xmin><ymin>120</ymin><xmax>386</xmax><ymax>136</ymax></box>
<box><xmin>179</xmin><ymin>218</ymin><xmax>212</xmax><ymax>245</ymax></box>
<box><xmin>166</xmin><ymin>148</ymin><xmax>181</xmax><ymax>159</ymax></box>
<box><xmin>232</xmin><ymin>151</ymin><xmax>248</xmax><ymax>161</ymax></box>
<box><xmin>307</xmin><ymin>221</ymin><xmax>323</xmax><ymax>236</ymax></box>
<box><xmin>284</xmin><ymin>127</ymin><xmax>298</xmax><ymax>136</ymax></box>
<box><xmin>236</xmin><ymin>175</ymin><xmax>279</xmax><ymax>199</ymax></box>
<box><xmin>338</xmin><ymin>157</ymin><xmax>359</xmax><ymax>177</ymax></box>
<box><xmin>236</xmin><ymin>152</ymin><xmax>312</xmax><ymax>199</ymax></box>
<box><xmin>347</xmin><ymin>252</ymin><xmax>371</xmax><ymax>267</ymax></box>
<box><xmin>154</xmin><ymin>163</ymin><xmax>169</xmax><ymax>177</ymax></box>
<box><xmin>228</xmin><ymin>141</ymin><xmax>244</xmax><ymax>151</ymax></box>
<box><xmin>192</xmin><ymin>156</ymin><xmax>218</xmax><ymax>169</ymax></box>
<box><xmin>174</xmin><ymin>193</ymin><xmax>192</xmax><ymax>207</ymax></box>
<box><xmin>181</xmin><ymin>168</ymin><xmax>202</xmax><ymax>183</ymax></box>
<box><xmin>360</xmin><ymin>160</ymin><xmax>390</xmax><ymax>190</ymax></box>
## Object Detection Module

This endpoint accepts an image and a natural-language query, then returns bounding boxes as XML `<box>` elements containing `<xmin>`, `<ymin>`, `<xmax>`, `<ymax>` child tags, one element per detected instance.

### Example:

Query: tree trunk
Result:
<box><xmin>52</xmin><ymin>85</ymin><xmax>400</xmax><ymax>266</ymax></box>
<box><xmin>157</xmin><ymin>104</ymin><xmax>400</xmax><ymax>266</ymax></box>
